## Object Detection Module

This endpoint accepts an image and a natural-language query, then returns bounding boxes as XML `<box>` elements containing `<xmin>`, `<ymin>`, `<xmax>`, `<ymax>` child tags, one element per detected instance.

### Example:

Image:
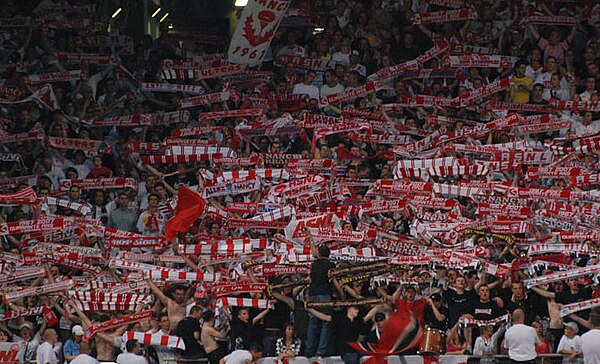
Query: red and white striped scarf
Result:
<box><xmin>106</xmin><ymin>236</ymin><xmax>164</xmax><ymax>250</ymax></box>
<box><xmin>165</xmin><ymin>145</ymin><xmax>235</xmax><ymax>157</ymax></box>
<box><xmin>171</xmin><ymin>126</ymin><xmax>224</xmax><ymax>137</ymax></box>
<box><xmin>459</xmin><ymin>314</ymin><xmax>510</xmax><ymax>327</ymax></box>
<box><xmin>75</xmin><ymin>301</ymin><xmax>145</xmax><ymax>311</ymax></box>
<box><xmin>459</xmin><ymin>77</ymin><xmax>512</xmax><ymax>104</ymax></box>
<box><xmin>0</xmin><ymin>125</ymin><xmax>45</xmax><ymax>144</ymax></box>
<box><xmin>123</xmin><ymin>331</ymin><xmax>185</xmax><ymax>350</ymax></box>
<box><xmin>27</xmin><ymin>70</ymin><xmax>82</xmax><ymax>84</ymax></box>
<box><xmin>216</xmin><ymin>169</ymin><xmax>291</xmax><ymax>183</ymax></box>
<box><xmin>250</xmin><ymin>206</ymin><xmax>295</xmax><ymax>221</ymax></box>
<box><xmin>251</xmin><ymin>264</ymin><xmax>310</xmax><ymax>277</ymax></box>
<box><xmin>178</xmin><ymin>91</ymin><xmax>231</xmax><ymax>109</ymax></box>
<box><xmin>525</xmin><ymin>16</ymin><xmax>577</xmax><ymax>26</ymax></box>
<box><xmin>145</xmin><ymin>269</ymin><xmax>220</xmax><ymax>282</ymax></box>
<box><xmin>196</xmin><ymin>64</ymin><xmax>245</xmax><ymax>81</ymax></box>
<box><xmin>60</xmin><ymin>178</ymin><xmax>137</xmax><ymax>190</ymax></box>
<box><xmin>203</xmin><ymin>178</ymin><xmax>262</xmax><ymax>198</ymax></box>
<box><xmin>48</xmin><ymin>136</ymin><xmax>106</xmax><ymax>152</ymax></box>
<box><xmin>212</xmin><ymin>282</ymin><xmax>268</xmax><ymax>298</ymax></box>
<box><xmin>0</xmin><ymin>267</ymin><xmax>45</xmax><ymax>284</ymax></box>
<box><xmin>57</xmin><ymin>52</ymin><xmax>119</xmax><ymax>65</ymax></box>
<box><xmin>141</xmin><ymin>82</ymin><xmax>205</xmax><ymax>94</ymax></box>
<box><xmin>158</xmin><ymin>69</ymin><xmax>195</xmax><ymax>80</ymax></box>
<box><xmin>370</xmin><ymin>40</ymin><xmax>449</xmax><ymax>81</ymax></box>
<box><xmin>0</xmin><ymin>307</ymin><xmax>44</xmax><ymax>321</ymax></box>
<box><xmin>68</xmin><ymin>291</ymin><xmax>152</xmax><ymax>304</ymax></box>
<box><xmin>216</xmin><ymin>297</ymin><xmax>273</xmax><ymax>309</ymax></box>
<box><xmin>560</xmin><ymin>297</ymin><xmax>600</xmax><ymax>317</ymax></box>
<box><xmin>413</xmin><ymin>8</ymin><xmax>476</xmax><ymax>24</ymax></box>
<box><xmin>0</xmin><ymin>187</ymin><xmax>40</xmax><ymax>205</ymax></box>
<box><xmin>45</xmin><ymin>197</ymin><xmax>92</xmax><ymax>215</ymax></box>
<box><xmin>213</xmin><ymin>156</ymin><xmax>260</xmax><ymax>167</ymax></box>
<box><xmin>524</xmin><ymin>264</ymin><xmax>600</xmax><ymax>288</ymax></box>
<box><xmin>140</xmin><ymin>154</ymin><xmax>219</xmax><ymax>164</ymax></box>
<box><xmin>515</xmin><ymin>120</ymin><xmax>571</xmax><ymax>134</ymax></box>
<box><xmin>4</xmin><ymin>279</ymin><xmax>74</xmax><ymax>303</ymax></box>
<box><xmin>442</xmin><ymin>55</ymin><xmax>518</xmax><ymax>69</ymax></box>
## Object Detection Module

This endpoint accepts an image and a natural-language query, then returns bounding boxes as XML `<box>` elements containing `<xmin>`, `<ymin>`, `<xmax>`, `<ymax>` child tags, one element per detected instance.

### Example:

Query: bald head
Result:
<box><xmin>512</xmin><ymin>309</ymin><xmax>525</xmax><ymax>324</ymax></box>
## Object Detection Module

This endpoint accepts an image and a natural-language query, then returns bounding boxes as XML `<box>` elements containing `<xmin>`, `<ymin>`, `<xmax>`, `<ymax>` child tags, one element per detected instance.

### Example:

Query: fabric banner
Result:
<box><xmin>0</xmin><ymin>187</ymin><xmax>40</xmax><ymax>205</ymax></box>
<box><xmin>228</xmin><ymin>0</ymin><xmax>292</xmax><ymax>66</ymax></box>
<box><xmin>524</xmin><ymin>265</ymin><xmax>600</xmax><ymax>288</ymax></box>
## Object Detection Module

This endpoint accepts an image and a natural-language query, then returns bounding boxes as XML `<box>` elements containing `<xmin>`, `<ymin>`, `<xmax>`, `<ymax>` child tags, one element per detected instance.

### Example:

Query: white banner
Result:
<box><xmin>228</xmin><ymin>0</ymin><xmax>291</xmax><ymax>66</ymax></box>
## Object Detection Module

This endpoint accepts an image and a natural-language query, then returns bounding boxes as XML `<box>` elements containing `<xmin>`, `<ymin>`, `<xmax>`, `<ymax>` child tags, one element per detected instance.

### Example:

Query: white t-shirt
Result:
<box><xmin>292</xmin><ymin>83</ymin><xmax>320</xmax><ymax>100</ymax></box>
<box><xmin>36</xmin><ymin>342</ymin><xmax>57</xmax><ymax>364</ymax></box>
<box><xmin>557</xmin><ymin>334</ymin><xmax>582</xmax><ymax>353</ymax></box>
<box><xmin>116</xmin><ymin>352</ymin><xmax>149</xmax><ymax>364</ymax></box>
<box><xmin>222</xmin><ymin>349</ymin><xmax>252</xmax><ymax>364</ymax></box>
<box><xmin>70</xmin><ymin>354</ymin><xmax>100</xmax><ymax>364</ymax></box>
<box><xmin>503</xmin><ymin>324</ymin><xmax>539</xmax><ymax>362</ymax></box>
<box><xmin>581</xmin><ymin>329</ymin><xmax>600</xmax><ymax>364</ymax></box>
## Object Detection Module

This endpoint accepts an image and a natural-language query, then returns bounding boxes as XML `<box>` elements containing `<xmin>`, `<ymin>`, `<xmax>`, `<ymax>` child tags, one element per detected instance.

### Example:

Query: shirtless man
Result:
<box><xmin>68</xmin><ymin>302</ymin><xmax>126</xmax><ymax>362</ymax></box>
<box><xmin>148</xmin><ymin>280</ymin><xmax>193</xmax><ymax>331</ymax></box>
<box><xmin>201</xmin><ymin>311</ymin><xmax>229</xmax><ymax>364</ymax></box>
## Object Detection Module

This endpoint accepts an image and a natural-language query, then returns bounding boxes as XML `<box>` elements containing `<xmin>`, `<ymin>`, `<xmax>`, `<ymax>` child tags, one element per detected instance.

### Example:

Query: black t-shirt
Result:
<box><xmin>556</xmin><ymin>288</ymin><xmax>593</xmax><ymax>323</ymax></box>
<box><xmin>230</xmin><ymin>317</ymin><xmax>253</xmax><ymax>350</ymax></box>
<box><xmin>263</xmin><ymin>299</ymin><xmax>291</xmax><ymax>330</ymax></box>
<box><xmin>331</xmin><ymin>313</ymin><xmax>366</xmax><ymax>354</ymax></box>
<box><xmin>471</xmin><ymin>300</ymin><xmax>506</xmax><ymax>321</ymax></box>
<box><xmin>309</xmin><ymin>258</ymin><xmax>336</xmax><ymax>296</ymax></box>
<box><xmin>176</xmin><ymin>316</ymin><xmax>204</xmax><ymax>358</ymax></box>
<box><xmin>424</xmin><ymin>304</ymin><xmax>449</xmax><ymax>332</ymax></box>
<box><xmin>443</xmin><ymin>289</ymin><xmax>477</xmax><ymax>326</ymax></box>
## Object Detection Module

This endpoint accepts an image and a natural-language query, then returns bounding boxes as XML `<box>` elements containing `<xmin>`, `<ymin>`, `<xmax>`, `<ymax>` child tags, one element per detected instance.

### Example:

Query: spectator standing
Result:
<box><xmin>503</xmin><ymin>309</ymin><xmax>539</xmax><ymax>364</ymax></box>
<box><xmin>70</xmin><ymin>342</ymin><xmax>99</xmax><ymax>364</ymax></box>
<box><xmin>36</xmin><ymin>329</ymin><xmax>59</xmax><ymax>364</ymax></box>
<box><xmin>175</xmin><ymin>306</ymin><xmax>204</xmax><ymax>360</ymax></box>
<box><xmin>581</xmin><ymin>308</ymin><xmax>600</xmax><ymax>364</ymax></box>
<box><xmin>116</xmin><ymin>339</ymin><xmax>148</xmax><ymax>364</ymax></box>
<box><xmin>556</xmin><ymin>322</ymin><xmax>582</xmax><ymax>364</ymax></box>
<box><xmin>63</xmin><ymin>325</ymin><xmax>84</xmax><ymax>362</ymax></box>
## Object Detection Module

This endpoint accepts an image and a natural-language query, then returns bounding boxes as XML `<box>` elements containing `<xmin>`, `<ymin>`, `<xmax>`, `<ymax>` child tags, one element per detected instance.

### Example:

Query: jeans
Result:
<box><xmin>262</xmin><ymin>330</ymin><xmax>281</xmax><ymax>357</ymax></box>
<box><xmin>305</xmin><ymin>294</ymin><xmax>332</xmax><ymax>357</ymax></box>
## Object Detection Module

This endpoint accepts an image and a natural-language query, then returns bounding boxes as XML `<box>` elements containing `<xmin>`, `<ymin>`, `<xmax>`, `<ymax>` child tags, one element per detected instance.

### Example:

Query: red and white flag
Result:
<box><xmin>228</xmin><ymin>0</ymin><xmax>292</xmax><ymax>66</ymax></box>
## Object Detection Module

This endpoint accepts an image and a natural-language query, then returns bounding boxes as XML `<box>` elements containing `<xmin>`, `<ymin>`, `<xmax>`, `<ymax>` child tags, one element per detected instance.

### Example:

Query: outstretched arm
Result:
<box><xmin>148</xmin><ymin>278</ymin><xmax>171</xmax><ymax>307</ymax></box>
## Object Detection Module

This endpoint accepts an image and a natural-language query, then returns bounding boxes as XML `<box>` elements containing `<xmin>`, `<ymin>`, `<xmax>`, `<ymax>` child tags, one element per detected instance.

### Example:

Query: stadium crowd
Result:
<box><xmin>1</xmin><ymin>0</ymin><xmax>600</xmax><ymax>364</ymax></box>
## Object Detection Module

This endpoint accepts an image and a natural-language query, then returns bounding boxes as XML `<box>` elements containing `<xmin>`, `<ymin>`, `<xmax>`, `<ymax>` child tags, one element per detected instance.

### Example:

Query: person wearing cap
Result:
<box><xmin>425</xmin><ymin>293</ymin><xmax>448</xmax><ymax>332</ymax></box>
<box><xmin>16</xmin><ymin>321</ymin><xmax>44</xmax><ymax>364</ymax></box>
<box><xmin>557</xmin><ymin>322</ymin><xmax>582</xmax><ymax>363</ymax></box>
<box><xmin>116</xmin><ymin>339</ymin><xmax>148</xmax><ymax>364</ymax></box>
<box><xmin>63</xmin><ymin>325</ymin><xmax>84</xmax><ymax>362</ymax></box>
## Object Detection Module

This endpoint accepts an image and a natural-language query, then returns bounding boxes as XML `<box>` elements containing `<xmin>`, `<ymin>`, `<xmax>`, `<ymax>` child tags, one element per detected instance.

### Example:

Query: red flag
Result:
<box><xmin>164</xmin><ymin>186</ymin><xmax>206</xmax><ymax>242</ymax></box>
